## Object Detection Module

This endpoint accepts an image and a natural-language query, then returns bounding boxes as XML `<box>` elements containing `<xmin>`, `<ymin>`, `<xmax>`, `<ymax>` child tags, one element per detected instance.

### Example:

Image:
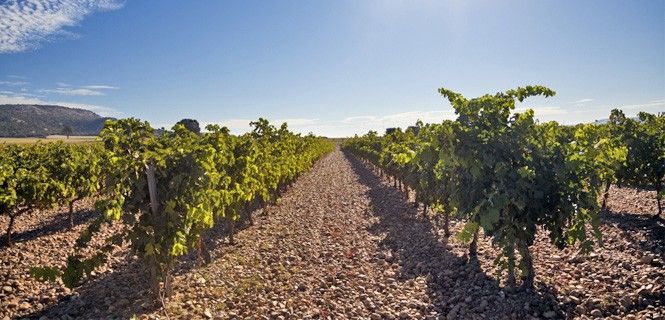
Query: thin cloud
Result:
<box><xmin>274</xmin><ymin>118</ymin><xmax>320</xmax><ymax>126</ymax></box>
<box><xmin>568</xmin><ymin>99</ymin><xmax>665</xmax><ymax>113</ymax></box>
<box><xmin>0</xmin><ymin>93</ymin><xmax>44</xmax><ymax>105</ymax></box>
<box><xmin>0</xmin><ymin>90</ymin><xmax>44</xmax><ymax>98</ymax></box>
<box><xmin>621</xmin><ymin>99</ymin><xmax>665</xmax><ymax>110</ymax></box>
<box><xmin>340</xmin><ymin>110</ymin><xmax>456</xmax><ymax>127</ymax></box>
<box><xmin>83</xmin><ymin>84</ymin><xmax>118</xmax><ymax>90</ymax></box>
<box><xmin>0</xmin><ymin>0</ymin><xmax>125</xmax><ymax>53</ymax></box>
<box><xmin>560</xmin><ymin>99</ymin><xmax>665</xmax><ymax>124</ymax></box>
<box><xmin>0</xmin><ymin>80</ymin><xmax>29</xmax><ymax>86</ymax></box>
<box><xmin>41</xmin><ymin>87</ymin><xmax>105</xmax><ymax>96</ymax></box>
<box><xmin>516</xmin><ymin>106</ymin><xmax>568</xmax><ymax>116</ymax></box>
<box><xmin>0</xmin><ymin>93</ymin><xmax>120</xmax><ymax>116</ymax></box>
<box><xmin>573</xmin><ymin>98</ymin><xmax>594</xmax><ymax>104</ymax></box>
<box><xmin>40</xmin><ymin>83</ymin><xmax>118</xmax><ymax>96</ymax></box>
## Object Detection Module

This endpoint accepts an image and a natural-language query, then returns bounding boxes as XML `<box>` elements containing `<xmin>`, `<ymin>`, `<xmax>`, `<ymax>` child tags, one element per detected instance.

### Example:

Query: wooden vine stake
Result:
<box><xmin>145</xmin><ymin>164</ymin><xmax>172</xmax><ymax>299</ymax></box>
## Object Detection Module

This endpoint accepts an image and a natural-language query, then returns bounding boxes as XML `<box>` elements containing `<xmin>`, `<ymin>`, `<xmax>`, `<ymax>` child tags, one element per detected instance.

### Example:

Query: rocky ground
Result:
<box><xmin>0</xmin><ymin>199</ymin><xmax>135</xmax><ymax>320</ymax></box>
<box><xmin>1</xmin><ymin>149</ymin><xmax>663</xmax><ymax>319</ymax></box>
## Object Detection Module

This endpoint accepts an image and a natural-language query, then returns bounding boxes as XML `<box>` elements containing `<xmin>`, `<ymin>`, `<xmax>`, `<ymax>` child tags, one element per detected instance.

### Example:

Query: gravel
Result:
<box><xmin>1</xmin><ymin>148</ymin><xmax>663</xmax><ymax>319</ymax></box>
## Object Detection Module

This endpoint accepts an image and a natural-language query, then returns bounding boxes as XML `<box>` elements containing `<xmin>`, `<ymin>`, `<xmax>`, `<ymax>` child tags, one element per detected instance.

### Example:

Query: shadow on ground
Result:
<box><xmin>344</xmin><ymin>151</ymin><xmax>568</xmax><ymax>319</ymax></box>
<box><xmin>20</xmin><ymin>181</ymin><xmax>292</xmax><ymax>319</ymax></box>
<box><xmin>600</xmin><ymin>210</ymin><xmax>665</xmax><ymax>257</ymax></box>
<box><xmin>22</xmin><ymin>255</ymin><xmax>162</xmax><ymax>319</ymax></box>
<box><xmin>22</xmin><ymin>206</ymin><xmax>270</xmax><ymax>319</ymax></box>
<box><xmin>174</xmin><ymin>187</ymin><xmax>287</xmax><ymax>277</ymax></box>
<box><xmin>0</xmin><ymin>209</ymin><xmax>98</xmax><ymax>248</ymax></box>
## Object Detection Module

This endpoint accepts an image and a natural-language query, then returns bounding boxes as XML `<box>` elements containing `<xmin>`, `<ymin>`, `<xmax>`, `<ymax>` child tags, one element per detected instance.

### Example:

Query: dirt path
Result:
<box><xmin>153</xmin><ymin>149</ymin><xmax>435</xmax><ymax>319</ymax></box>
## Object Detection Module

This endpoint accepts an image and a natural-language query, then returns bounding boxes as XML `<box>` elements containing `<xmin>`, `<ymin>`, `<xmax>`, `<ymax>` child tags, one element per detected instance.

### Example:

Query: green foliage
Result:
<box><xmin>608</xmin><ymin>110</ymin><xmax>664</xmax><ymax>216</ymax></box>
<box><xmin>457</xmin><ymin>221</ymin><xmax>479</xmax><ymax>243</ymax></box>
<box><xmin>6</xmin><ymin>117</ymin><xmax>332</xmax><ymax>297</ymax></box>
<box><xmin>58</xmin><ymin>117</ymin><xmax>334</xmax><ymax>296</ymax></box>
<box><xmin>344</xmin><ymin>85</ymin><xmax>635</xmax><ymax>289</ymax></box>
<box><xmin>0</xmin><ymin>142</ymin><xmax>104</xmax><ymax>243</ymax></box>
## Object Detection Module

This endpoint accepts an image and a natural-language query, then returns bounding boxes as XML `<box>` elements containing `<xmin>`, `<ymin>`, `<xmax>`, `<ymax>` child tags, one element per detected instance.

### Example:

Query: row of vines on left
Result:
<box><xmin>0</xmin><ymin>142</ymin><xmax>105</xmax><ymax>244</ymax></box>
<box><xmin>2</xmin><ymin>117</ymin><xmax>334</xmax><ymax>300</ymax></box>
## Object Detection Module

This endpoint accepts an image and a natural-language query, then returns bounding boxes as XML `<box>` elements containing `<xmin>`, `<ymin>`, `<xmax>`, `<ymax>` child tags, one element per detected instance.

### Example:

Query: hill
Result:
<box><xmin>0</xmin><ymin>104</ymin><xmax>113</xmax><ymax>137</ymax></box>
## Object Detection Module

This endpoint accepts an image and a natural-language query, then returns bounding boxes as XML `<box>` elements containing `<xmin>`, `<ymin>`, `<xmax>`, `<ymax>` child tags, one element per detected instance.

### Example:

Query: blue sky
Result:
<box><xmin>0</xmin><ymin>0</ymin><xmax>663</xmax><ymax>137</ymax></box>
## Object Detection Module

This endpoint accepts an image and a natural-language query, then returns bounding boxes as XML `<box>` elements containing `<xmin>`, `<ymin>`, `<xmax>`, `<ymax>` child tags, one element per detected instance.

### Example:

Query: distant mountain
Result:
<box><xmin>0</xmin><ymin>104</ymin><xmax>114</xmax><ymax>137</ymax></box>
<box><xmin>594</xmin><ymin>116</ymin><xmax>639</xmax><ymax>125</ymax></box>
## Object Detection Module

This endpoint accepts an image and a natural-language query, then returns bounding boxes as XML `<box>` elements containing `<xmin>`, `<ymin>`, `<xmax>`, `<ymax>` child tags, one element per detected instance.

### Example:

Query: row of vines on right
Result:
<box><xmin>343</xmin><ymin>85</ymin><xmax>664</xmax><ymax>290</ymax></box>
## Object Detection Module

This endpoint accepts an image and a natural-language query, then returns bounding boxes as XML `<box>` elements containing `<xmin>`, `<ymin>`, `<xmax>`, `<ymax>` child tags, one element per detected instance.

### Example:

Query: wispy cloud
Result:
<box><xmin>555</xmin><ymin>98</ymin><xmax>665</xmax><ymax>123</ymax></box>
<box><xmin>0</xmin><ymin>80</ymin><xmax>29</xmax><ymax>86</ymax></box>
<box><xmin>515</xmin><ymin>106</ymin><xmax>568</xmax><ymax>116</ymax></box>
<box><xmin>568</xmin><ymin>99</ymin><xmax>665</xmax><ymax>113</ymax></box>
<box><xmin>340</xmin><ymin>110</ymin><xmax>456</xmax><ymax>127</ymax></box>
<box><xmin>41</xmin><ymin>87</ymin><xmax>105</xmax><ymax>96</ymax></box>
<box><xmin>0</xmin><ymin>90</ymin><xmax>44</xmax><ymax>98</ymax></box>
<box><xmin>0</xmin><ymin>0</ymin><xmax>124</xmax><ymax>53</ymax></box>
<box><xmin>274</xmin><ymin>118</ymin><xmax>320</xmax><ymax>127</ymax></box>
<box><xmin>573</xmin><ymin>98</ymin><xmax>594</xmax><ymax>104</ymax></box>
<box><xmin>40</xmin><ymin>83</ymin><xmax>118</xmax><ymax>96</ymax></box>
<box><xmin>620</xmin><ymin>99</ymin><xmax>665</xmax><ymax>110</ymax></box>
<box><xmin>0</xmin><ymin>92</ymin><xmax>120</xmax><ymax>116</ymax></box>
<box><xmin>0</xmin><ymin>93</ymin><xmax>42</xmax><ymax>105</ymax></box>
<box><xmin>82</xmin><ymin>84</ymin><xmax>118</xmax><ymax>90</ymax></box>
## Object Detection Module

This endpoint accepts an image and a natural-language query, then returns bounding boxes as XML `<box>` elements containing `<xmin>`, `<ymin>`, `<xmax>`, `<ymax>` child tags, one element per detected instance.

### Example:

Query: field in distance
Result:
<box><xmin>0</xmin><ymin>135</ymin><xmax>97</xmax><ymax>144</ymax></box>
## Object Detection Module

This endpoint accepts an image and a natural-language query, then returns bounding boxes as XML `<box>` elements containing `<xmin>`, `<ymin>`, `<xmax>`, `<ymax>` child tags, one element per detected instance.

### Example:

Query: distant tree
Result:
<box><xmin>385</xmin><ymin>128</ymin><xmax>398</xmax><ymax>135</ymax></box>
<box><xmin>406</xmin><ymin>126</ymin><xmax>420</xmax><ymax>135</ymax></box>
<box><xmin>154</xmin><ymin>127</ymin><xmax>166</xmax><ymax>137</ymax></box>
<box><xmin>61</xmin><ymin>125</ymin><xmax>73</xmax><ymax>138</ymax></box>
<box><xmin>175</xmin><ymin>119</ymin><xmax>201</xmax><ymax>134</ymax></box>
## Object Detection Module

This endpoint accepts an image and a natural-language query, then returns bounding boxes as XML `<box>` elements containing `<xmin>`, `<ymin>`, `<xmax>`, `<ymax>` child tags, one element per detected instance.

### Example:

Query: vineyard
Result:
<box><xmin>0</xmin><ymin>87</ymin><xmax>663</xmax><ymax>319</ymax></box>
